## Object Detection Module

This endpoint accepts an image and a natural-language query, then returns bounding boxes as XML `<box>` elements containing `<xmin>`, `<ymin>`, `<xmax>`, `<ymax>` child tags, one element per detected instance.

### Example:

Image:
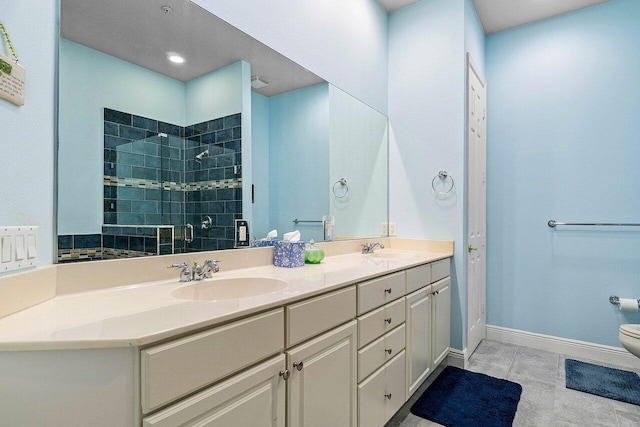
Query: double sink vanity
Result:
<box><xmin>0</xmin><ymin>238</ymin><xmax>452</xmax><ymax>426</ymax></box>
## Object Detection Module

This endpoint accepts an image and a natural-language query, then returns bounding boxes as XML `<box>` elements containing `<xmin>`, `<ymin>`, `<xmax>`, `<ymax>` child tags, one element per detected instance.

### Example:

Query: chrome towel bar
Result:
<box><xmin>548</xmin><ymin>220</ymin><xmax>640</xmax><ymax>228</ymax></box>
<box><xmin>293</xmin><ymin>219</ymin><xmax>323</xmax><ymax>225</ymax></box>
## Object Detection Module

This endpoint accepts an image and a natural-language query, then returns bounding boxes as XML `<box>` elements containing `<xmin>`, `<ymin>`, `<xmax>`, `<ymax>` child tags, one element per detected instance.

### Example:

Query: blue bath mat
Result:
<box><xmin>565</xmin><ymin>359</ymin><xmax>640</xmax><ymax>405</ymax></box>
<box><xmin>410</xmin><ymin>366</ymin><xmax>522</xmax><ymax>427</ymax></box>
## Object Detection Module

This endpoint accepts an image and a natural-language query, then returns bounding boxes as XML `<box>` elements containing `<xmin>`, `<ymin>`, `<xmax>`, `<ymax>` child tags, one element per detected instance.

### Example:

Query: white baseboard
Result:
<box><xmin>447</xmin><ymin>348</ymin><xmax>467</xmax><ymax>369</ymax></box>
<box><xmin>487</xmin><ymin>325</ymin><xmax>640</xmax><ymax>370</ymax></box>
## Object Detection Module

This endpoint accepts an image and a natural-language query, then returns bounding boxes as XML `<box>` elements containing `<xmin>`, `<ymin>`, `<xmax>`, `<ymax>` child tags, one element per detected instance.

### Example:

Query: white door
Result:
<box><xmin>466</xmin><ymin>53</ymin><xmax>487</xmax><ymax>357</ymax></box>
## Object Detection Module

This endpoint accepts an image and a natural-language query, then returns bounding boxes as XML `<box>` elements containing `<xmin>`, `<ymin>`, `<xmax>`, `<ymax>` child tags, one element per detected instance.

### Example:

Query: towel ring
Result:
<box><xmin>333</xmin><ymin>178</ymin><xmax>349</xmax><ymax>198</ymax></box>
<box><xmin>432</xmin><ymin>171</ymin><xmax>454</xmax><ymax>195</ymax></box>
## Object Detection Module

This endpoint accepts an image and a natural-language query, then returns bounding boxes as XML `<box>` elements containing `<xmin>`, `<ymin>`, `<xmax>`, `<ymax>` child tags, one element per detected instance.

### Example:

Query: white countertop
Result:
<box><xmin>0</xmin><ymin>249</ymin><xmax>451</xmax><ymax>351</ymax></box>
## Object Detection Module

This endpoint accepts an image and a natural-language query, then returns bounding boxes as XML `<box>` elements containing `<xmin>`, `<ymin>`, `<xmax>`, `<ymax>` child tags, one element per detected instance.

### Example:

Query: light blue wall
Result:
<box><xmin>185</xmin><ymin>61</ymin><xmax>244</xmax><ymax>126</ymax></box>
<box><xmin>486</xmin><ymin>0</ymin><xmax>640</xmax><ymax>347</ymax></box>
<box><xmin>191</xmin><ymin>0</ymin><xmax>389</xmax><ymax>114</ymax></box>
<box><xmin>464</xmin><ymin>0</ymin><xmax>485</xmax><ymax>74</ymax></box>
<box><xmin>388</xmin><ymin>0</ymin><xmax>467</xmax><ymax>350</ymax></box>
<box><xmin>251</xmin><ymin>92</ymin><xmax>270</xmax><ymax>239</ymax></box>
<box><xmin>329</xmin><ymin>85</ymin><xmax>388</xmax><ymax>238</ymax></box>
<box><xmin>0</xmin><ymin>2</ymin><xmax>56</xmax><ymax>267</ymax></box>
<box><xmin>58</xmin><ymin>39</ymin><xmax>186</xmax><ymax>235</ymax></box>
<box><xmin>269</xmin><ymin>83</ymin><xmax>330</xmax><ymax>242</ymax></box>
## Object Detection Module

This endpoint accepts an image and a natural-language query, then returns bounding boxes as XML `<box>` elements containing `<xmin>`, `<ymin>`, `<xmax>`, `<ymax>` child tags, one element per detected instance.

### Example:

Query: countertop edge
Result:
<box><xmin>0</xmin><ymin>250</ymin><xmax>453</xmax><ymax>352</ymax></box>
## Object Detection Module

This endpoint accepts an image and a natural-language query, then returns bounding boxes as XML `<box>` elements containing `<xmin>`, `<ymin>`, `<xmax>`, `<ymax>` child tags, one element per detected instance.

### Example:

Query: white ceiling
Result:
<box><xmin>62</xmin><ymin>0</ymin><xmax>613</xmax><ymax>92</ymax></box>
<box><xmin>378</xmin><ymin>0</ymin><xmax>611</xmax><ymax>34</ymax></box>
<box><xmin>60</xmin><ymin>0</ymin><xmax>324</xmax><ymax>97</ymax></box>
<box><xmin>472</xmin><ymin>0</ymin><xmax>611</xmax><ymax>34</ymax></box>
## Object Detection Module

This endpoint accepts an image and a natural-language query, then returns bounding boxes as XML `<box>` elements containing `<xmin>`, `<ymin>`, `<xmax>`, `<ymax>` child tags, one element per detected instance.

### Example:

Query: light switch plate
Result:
<box><xmin>0</xmin><ymin>226</ymin><xmax>38</xmax><ymax>274</ymax></box>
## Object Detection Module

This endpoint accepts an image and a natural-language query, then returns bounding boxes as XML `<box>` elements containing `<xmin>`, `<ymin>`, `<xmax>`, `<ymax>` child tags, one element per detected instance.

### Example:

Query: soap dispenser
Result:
<box><xmin>304</xmin><ymin>239</ymin><xmax>325</xmax><ymax>264</ymax></box>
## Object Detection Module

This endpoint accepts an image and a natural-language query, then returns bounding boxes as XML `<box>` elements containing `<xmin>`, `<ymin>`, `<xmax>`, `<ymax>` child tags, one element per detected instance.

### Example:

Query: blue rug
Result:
<box><xmin>410</xmin><ymin>366</ymin><xmax>522</xmax><ymax>427</ymax></box>
<box><xmin>565</xmin><ymin>359</ymin><xmax>640</xmax><ymax>405</ymax></box>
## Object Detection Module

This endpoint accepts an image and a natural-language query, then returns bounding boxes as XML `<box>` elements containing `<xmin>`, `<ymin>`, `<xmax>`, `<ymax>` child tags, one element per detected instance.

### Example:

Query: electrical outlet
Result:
<box><xmin>388</xmin><ymin>222</ymin><xmax>397</xmax><ymax>236</ymax></box>
<box><xmin>381</xmin><ymin>222</ymin><xmax>388</xmax><ymax>236</ymax></box>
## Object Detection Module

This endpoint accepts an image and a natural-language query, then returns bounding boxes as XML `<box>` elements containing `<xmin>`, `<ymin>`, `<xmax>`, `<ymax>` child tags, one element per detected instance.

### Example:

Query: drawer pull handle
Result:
<box><xmin>385</xmin><ymin>393</ymin><xmax>392</xmax><ymax>400</ymax></box>
<box><xmin>293</xmin><ymin>361</ymin><xmax>304</xmax><ymax>371</ymax></box>
<box><xmin>385</xmin><ymin>348</ymin><xmax>392</xmax><ymax>355</ymax></box>
<box><xmin>279</xmin><ymin>369</ymin><xmax>291</xmax><ymax>380</ymax></box>
<box><xmin>384</xmin><ymin>317</ymin><xmax>392</xmax><ymax>324</ymax></box>
<box><xmin>384</xmin><ymin>288</ymin><xmax>392</xmax><ymax>294</ymax></box>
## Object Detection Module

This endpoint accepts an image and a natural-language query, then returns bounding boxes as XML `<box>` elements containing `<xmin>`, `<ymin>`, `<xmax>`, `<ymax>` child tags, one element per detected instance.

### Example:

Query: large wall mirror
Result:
<box><xmin>57</xmin><ymin>0</ymin><xmax>388</xmax><ymax>262</ymax></box>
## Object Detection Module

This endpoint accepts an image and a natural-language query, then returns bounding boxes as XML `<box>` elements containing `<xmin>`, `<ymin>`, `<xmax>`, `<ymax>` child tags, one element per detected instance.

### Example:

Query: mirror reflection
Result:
<box><xmin>57</xmin><ymin>0</ymin><xmax>388</xmax><ymax>262</ymax></box>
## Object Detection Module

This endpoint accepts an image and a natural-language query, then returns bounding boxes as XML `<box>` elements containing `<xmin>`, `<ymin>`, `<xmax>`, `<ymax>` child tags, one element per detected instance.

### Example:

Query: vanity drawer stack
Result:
<box><xmin>356</xmin><ymin>272</ymin><xmax>407</xmax><ymax>427</ymax></box>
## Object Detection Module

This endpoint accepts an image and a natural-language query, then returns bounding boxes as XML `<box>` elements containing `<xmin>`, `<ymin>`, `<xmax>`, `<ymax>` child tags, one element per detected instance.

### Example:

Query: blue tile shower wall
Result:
<box><xmin>102</xmin><ymin>225</ymin><xmax>174</xmax><ymax>258</ymax></box>
<box><xmin>103</xmin><ymin>108</ymin><xmax>242</xmax><ymax>255</ymax></box>
<box><xmin>57</xmin><ymin>233</ymin><xmax>102</xmax><ymax>262</ymax></box>
<box><xmin>183</xmin><ymin>114</ymin><xmax>243</xmax><ymax>251</ymax></box>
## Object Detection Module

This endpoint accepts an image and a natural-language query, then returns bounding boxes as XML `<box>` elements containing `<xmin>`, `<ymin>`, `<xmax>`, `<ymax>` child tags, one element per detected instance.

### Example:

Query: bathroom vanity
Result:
<box><xmin>0</xmin><ymin>238</ymin><xmax>452</xmax><ymax>426</ymax></box>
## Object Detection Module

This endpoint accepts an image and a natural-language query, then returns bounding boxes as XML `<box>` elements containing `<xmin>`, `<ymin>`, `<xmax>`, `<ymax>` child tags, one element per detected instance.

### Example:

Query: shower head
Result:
<box><xmin>195</xmin><ymin>149</ymin><xmax>209</xmax><ymax>163</ymax></box>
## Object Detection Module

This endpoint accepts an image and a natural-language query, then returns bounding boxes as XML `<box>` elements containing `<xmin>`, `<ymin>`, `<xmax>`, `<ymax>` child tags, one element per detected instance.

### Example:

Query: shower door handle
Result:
<box><xmin>185</xmin><ymin>223</ymin><xmax>194</xmax><ymax>243</ymax></box>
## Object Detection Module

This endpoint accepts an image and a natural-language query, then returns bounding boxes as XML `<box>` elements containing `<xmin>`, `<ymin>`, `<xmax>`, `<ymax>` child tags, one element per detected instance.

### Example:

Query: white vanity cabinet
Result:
<box><xmin>405</xmin><ymin>260</ymin><xmax>451</xmax><ymax>398</ymax></box>
<box><xmin>432</xmin><ymin>277</ymin><xmax>451</xmax><ymax>368</ymax></box>
<box><xmin>356</xmin><ymin>273</ymin><xmax>407</xmax><ymax>427</ymax></box>
<box><xmin>140</xmin><ymin>309</ymin><xmax>285</xmax><ymax>414</ymax></box>
<box><xmin>286</xmin><ymin>321</ymin><xmax>358</xmax><ymax>427</ymax></box>
<box><xmin>142</xmin><ymin>354</ymin><xmax>286</xmax><ymax>427</ymax></box>
<box><xmin>284</xmin><ymin>286</ymin><xmax>358</xmax><ymax>427</ymax></box>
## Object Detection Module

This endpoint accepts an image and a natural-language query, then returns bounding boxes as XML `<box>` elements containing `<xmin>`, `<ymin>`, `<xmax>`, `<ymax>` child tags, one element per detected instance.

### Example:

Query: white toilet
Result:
<box><xmin>619</xmin><ymin>324</ymin><xmax>640</xmax><ymax>358</ymax></box>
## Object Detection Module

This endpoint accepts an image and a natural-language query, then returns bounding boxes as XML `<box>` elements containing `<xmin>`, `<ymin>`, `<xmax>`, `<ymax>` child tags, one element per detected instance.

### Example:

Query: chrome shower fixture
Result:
<box><xmin>195</xmin><ymin>149</ymin><xmax>209</xmax><ymax>163</ymax></box>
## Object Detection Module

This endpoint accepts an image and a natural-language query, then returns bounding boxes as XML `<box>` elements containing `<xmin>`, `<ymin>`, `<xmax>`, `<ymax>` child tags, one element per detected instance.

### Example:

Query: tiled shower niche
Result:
<box><xmin>102</xmin><ymin>108</ymin><xmax>242</xmax><ymax>255</ymax></box>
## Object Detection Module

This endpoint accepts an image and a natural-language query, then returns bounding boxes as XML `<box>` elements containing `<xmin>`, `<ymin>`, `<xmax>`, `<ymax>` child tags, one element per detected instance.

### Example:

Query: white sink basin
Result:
<box><xmin>172</xmin><ymin>277</ymin><xmax>287</xmax><ymax>301</ymax></box>
<box><xmin>371</xmin><ymin>251</ymin><xmax>419</xmax><ymax>260</ymax></box>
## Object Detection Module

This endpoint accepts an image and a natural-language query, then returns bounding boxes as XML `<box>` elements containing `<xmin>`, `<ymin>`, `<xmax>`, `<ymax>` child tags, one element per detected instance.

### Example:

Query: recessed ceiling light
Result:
<box><xmin>167</xmin><ymin>54</ymin><xmax>185</xmax><ymax>64</ymax></box>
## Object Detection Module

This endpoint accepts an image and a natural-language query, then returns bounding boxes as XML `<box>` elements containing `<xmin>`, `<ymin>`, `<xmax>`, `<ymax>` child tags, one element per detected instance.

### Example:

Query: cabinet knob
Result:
<box><xmin>279</xmin><ymin>369</ymin><xmax>291</xmax><ymax>380</ymax></box>
<box><xmin>384</xmin><ymin>317</ymin><xmax>392</xmax><ymax>324</ymax></box>
<box><xmin>385</xmin><ymin>393</ymin><xmax>392</xmax><ymax>400</ymax></box>
<box><xmin>384</xmin><ymin>288</ymin><xmax>392</xmax><ymax>294</ymax></box>
<box><xmin>385</xmin><ymin>348</ymin><xmax>392</xmax><ymax>355</ymax></box>
<box><xmin>293</xmin><ymin>361</ymin><xmax>304</xmax><ymax>371</ymax></box>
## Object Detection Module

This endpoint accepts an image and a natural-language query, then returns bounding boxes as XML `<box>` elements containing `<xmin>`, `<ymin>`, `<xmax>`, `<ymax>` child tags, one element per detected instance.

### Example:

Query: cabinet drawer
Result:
<box><xmin>286</xmin><ymin>286</ymin><xmax>356</xmax><ymax>348</ymax></box>
<box><xmin>431</xmin><ymin>258</ymin><xmax>450</xmax><ymax>283</ymax></box>
<box><xmin>357</xmin><ymin>272</ymin><xmax>406</xmax><ymax>315</ymax></box>
<box><xmin>358</xmin><ymin>351</ymin><xmax>406</xmax><ymax>427</ymax></box>
<box><xmin>358</xmin><ymin>324</ymin><xmax>405</xmax><ymax>382</ymax></box>
<box><xmin>358</xmin><ymin>298</ymin><xmax>405</xmax><ymax>348</ymax></box>
<box><xmin>406</xmin><ymin>264</ymin><xmax>431</xmax><ymax>294</ymax></box>
<box><xmin>143</xmin><ymin>354</ymin><xmax>286</xmax><ymax>427</ymax></box>
<box><xmin>141</xmin><ymin>309</ymin><xmax>284</xmax><ymax>414</ymax></box>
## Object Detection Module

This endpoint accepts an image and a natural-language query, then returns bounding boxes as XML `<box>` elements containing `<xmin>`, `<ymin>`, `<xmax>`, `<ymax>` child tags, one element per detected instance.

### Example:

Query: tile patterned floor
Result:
<box><xmin>387</xmin><ymin>339</ymin><xmax>640</xmax><ymax>427</ymax></box>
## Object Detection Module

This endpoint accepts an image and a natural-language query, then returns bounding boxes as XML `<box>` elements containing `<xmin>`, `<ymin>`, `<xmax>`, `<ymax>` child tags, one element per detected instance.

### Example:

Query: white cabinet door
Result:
<box><xmin>433</xmin><ymin>278</ymin><xmax>451</xmax><ymax>367</ymax></box>
<box><xmin>286</xmin><ymin>321</ymin><xmax>357</xmax><ymax>427</ymax></box>
<box><xmin>143</xmin><ymin>354</ymin><xmax>286</xmax><ymax>427</ymax></box>
<box><xmin>405</xmin><ymin>286</ymin><xmax>432</xmax><ymax>399</ymax></box>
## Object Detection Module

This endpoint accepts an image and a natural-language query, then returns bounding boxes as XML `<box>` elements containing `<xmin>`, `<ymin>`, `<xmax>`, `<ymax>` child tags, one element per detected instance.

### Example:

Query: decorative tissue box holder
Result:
<box><xmin>250</xmin><ymin>240</ymin><xmax>276</xmax><ymax>248</ymax></box>
<box><xmin>273</xmin><ymin>241</ymin><xmax>305</xmax><ymax>268</ymax></box>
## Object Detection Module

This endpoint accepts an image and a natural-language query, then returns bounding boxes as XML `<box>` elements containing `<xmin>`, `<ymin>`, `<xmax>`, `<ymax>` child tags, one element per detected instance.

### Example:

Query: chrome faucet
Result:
<box><xmin>361</xmin><ymin>242</ymin><xmax>384</xmax><ymax>254</ymax></box>
<box><xmin>192</xmin><ymin>259</ymin><xmax>220</xmax><ymax>281</ymax></box>
<box><xmin>168</xmin><ymin>263</ymin><xmax>191</xmax><ymax>282</ymax></box>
